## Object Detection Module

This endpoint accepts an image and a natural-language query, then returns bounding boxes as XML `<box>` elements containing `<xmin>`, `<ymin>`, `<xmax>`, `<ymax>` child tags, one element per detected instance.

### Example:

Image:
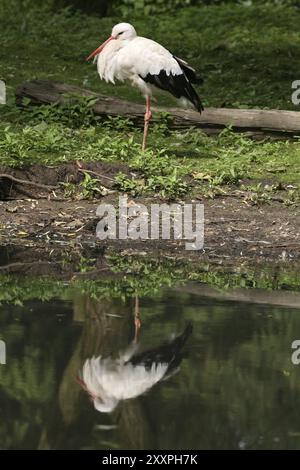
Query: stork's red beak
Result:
<box><xmin>75</xmin><ymin>376</ymin><xmax>100</xmax><ymax>401</ymax></box>
<box><xmin>86</xmin><ymin>36</ymin><xmax>115</xmax><ymax>61</ymax></box>
<box><xmin>75</xmin><ymin>376</ymin><xmax>88</xmax><ymax>390</ymax></box>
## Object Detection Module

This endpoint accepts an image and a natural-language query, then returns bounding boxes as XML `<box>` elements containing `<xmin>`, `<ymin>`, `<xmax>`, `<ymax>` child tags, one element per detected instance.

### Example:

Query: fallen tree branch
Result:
<box><xmin>0</xmin><ymin>173</ymin><xmax>59</xmax><ymax>191</ymax></box>
<box><xmin>72</xmin><ymin>267</ymin><xmax>111</xmax><ymax>278</ymax></box>
<box><xmin>0</xmin><ymin>260</ymin><xmax>59</xmax><ymax>271</ymax></box>
<box><xmin>77</xmin><ymin>168</ymin><xmax>115</xmax><ymax>183</ymax></box>
<box><xmin>235</xmin><ymin>237</ymin><xmax>272</xmax><ymax>245</ymax></box>
<box><xmin>16</xmin><ymin>79</ymin><xmax>300</xmax><ymax>139</ymax></box>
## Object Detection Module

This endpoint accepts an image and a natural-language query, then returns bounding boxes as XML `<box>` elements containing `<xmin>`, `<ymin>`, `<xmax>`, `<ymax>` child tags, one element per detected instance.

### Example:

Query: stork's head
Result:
<box><xmin>94</xmin><ymin>397</ymin><xmax>118</xmax><ymax>414</ymax></box>
<box><xmin>111</xmin><ymin>23</ymin><xmax>137</xmax><ymax>41</ymax></box>
<box><xmin>86</xmin><ymin>23</ymin><xmax>137</xmax><ymax>61</ymax></box>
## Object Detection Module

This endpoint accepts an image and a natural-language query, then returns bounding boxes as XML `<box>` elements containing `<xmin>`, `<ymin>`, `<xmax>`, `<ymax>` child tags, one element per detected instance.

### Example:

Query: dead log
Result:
<box><xmin>16</xmin><ymin>79</ymin><xmax>300</xmax><ymax>139</ymax></box>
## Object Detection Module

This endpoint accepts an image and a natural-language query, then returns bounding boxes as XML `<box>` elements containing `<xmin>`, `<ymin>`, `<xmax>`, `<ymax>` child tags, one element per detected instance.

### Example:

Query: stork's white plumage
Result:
<box><xmin>87</xmin><ymin>23</ymin><xmax>203</xmax><ymax>150</ymax></box>
<box><xmin>80</xmin><ymin>349</ymin><xmax>168</xmax><ymax>413</ymax></box>
<box><xmin>77</xmin><ymin>323</ymin><xmax>192</xmax><ymax>413</ymax></box>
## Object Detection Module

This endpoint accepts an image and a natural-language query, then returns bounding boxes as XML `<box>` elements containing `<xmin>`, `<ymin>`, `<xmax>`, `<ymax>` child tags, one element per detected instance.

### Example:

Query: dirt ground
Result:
<box><xmin>0</xmin><ymin>161</ymin><xmax>300</xmax><ymax>273</ymax></box>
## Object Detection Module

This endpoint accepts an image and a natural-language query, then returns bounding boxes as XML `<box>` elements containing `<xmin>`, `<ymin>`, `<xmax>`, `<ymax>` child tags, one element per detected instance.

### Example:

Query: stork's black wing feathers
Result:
<box><xmin>173</xmin><ymin>56</ymin><xmax>203</xmax><ymax>85</ymax></box>
<box><xmin>128</xmin><ymin>323</ymin><xmax>193</xmax><ymax>375</ymax></box>
<box><xmin>140</xmin><ymin>68</ymin><xmax>204</xmax><ymax>113</ymax></box>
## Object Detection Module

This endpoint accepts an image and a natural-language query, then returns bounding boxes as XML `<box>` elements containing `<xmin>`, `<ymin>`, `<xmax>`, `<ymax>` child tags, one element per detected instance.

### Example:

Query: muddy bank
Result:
<box><xmin>0</xmin><ymin>193</ymin><xmax>300</xmax><ymax>266</ymax></box>
<box><xmin>0</xmin><ymin>161</ymin><xmax>300</xmax><ymax>265</ymax></box>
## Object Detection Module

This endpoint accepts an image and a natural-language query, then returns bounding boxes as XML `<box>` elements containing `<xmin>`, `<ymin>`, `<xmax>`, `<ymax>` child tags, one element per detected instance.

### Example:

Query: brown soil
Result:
<box><xmin>0</xmin><ymin>162</ymin><xmax>300</xmax><ymax>271</ymax></box>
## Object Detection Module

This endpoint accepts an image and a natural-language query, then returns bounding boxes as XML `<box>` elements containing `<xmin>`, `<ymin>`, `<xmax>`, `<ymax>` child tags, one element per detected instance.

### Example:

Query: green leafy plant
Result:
<box><xmin>62</xmin><ymin>172</ymin><xmax>108</xmax><ymax>199</ymax></box>
<box><xmin>115</xmin><ymin>172</ymin><xmax>145</xmax><ymax>196</ymax></box>
<box><xmin>23</xmin><ymin>94</ymin><xmax>99</xmax><ymax>128</ymax></box>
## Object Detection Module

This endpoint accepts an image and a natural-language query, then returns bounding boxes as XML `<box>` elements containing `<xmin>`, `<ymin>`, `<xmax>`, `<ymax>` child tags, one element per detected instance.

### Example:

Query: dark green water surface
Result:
<box><xmin>0</xmin><ymin>286</ymin><xmax>300</xmax><ymax>450</ymax></box>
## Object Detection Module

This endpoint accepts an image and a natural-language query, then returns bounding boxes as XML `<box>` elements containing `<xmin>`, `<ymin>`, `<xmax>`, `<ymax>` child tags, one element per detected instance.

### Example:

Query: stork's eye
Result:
<box><xmin>117</xmin><ymin>31</ymin><xmax>124</xmax><ymax>36</ymax></box>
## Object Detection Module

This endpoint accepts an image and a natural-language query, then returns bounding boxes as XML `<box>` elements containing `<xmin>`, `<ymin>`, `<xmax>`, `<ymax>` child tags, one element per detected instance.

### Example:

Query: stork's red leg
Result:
<box><xmin>134</xmin><ymin>295</ymin><xmax>141</xmax><ymax>342</ymax></box>
<box><xmin>142</xmin><ymin>96</ymin><xmax>152</xmax><ymax>151</ymax></box>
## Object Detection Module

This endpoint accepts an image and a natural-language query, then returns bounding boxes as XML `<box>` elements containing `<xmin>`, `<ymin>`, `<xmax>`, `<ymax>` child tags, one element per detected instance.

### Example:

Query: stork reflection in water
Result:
<box><xmin>76</xmin><ymin>298</ymin><xmax>192</xmax><ymax>413</ymax></box>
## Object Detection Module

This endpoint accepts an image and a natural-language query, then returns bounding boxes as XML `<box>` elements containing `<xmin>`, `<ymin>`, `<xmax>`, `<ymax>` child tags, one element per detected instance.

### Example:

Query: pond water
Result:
<box><xmin>0</xmin><ymin>284</ymin><xmax>300</xmax><ymax>450</ymax></box>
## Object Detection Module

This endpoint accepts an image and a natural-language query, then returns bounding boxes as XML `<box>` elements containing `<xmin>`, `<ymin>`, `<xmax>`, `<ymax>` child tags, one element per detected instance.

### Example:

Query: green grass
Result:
<box><xmin>1</xmin><ymin>2</ymin><xmax>300</xmax><ymax>201</ymax></box>
<box><xmin>1</xmin><ymin>101</ymin><xmax>300</xmax><ymax>200</ymax></box>
<box><xmin>1</xmin><ymin>2</ymin><xmax>300</xmax><ymax>109</ymax></box>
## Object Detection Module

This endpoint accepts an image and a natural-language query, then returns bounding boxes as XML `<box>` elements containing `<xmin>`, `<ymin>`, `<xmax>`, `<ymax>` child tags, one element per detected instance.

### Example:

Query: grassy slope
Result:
<box><xmin>1</xmin><ymin>3</ymin><xmax>300</xmax><ymax>108</ymax></box>
<box><xmin>0</xmin><ymin>5</ymin><xmax>300</xmax><ymax>109</ymax></box>
<box><xmin>1</xmin><ymin>2</ymin><xmax>300</xmax><ymax>199</ymax></box>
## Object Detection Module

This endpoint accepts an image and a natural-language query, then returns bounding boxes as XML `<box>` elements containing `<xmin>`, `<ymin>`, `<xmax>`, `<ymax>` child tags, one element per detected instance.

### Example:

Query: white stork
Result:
<box><xmin>86</xmin><ymin>23</ymin><xmax>203</xmax><ymax>150</ymax></box>
<box><xmin>77</xmin><ymin>322</ymin><xmax>192</xmax><ymax>413</ymax></box>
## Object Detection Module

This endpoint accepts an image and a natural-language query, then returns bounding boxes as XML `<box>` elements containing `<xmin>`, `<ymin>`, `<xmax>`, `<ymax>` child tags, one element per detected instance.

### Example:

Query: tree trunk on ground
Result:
<box><xmin>16</xmin><ymin>79</ymin><xmax>300</xmax><ymax>139</ymax></box>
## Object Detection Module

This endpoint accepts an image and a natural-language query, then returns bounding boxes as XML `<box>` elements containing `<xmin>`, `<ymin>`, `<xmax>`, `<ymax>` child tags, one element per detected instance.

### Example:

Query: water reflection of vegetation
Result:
<box><xmin>0</xmin><ymin>255</ymin><xmax>300</xmax><ymax>306</ymax></box>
